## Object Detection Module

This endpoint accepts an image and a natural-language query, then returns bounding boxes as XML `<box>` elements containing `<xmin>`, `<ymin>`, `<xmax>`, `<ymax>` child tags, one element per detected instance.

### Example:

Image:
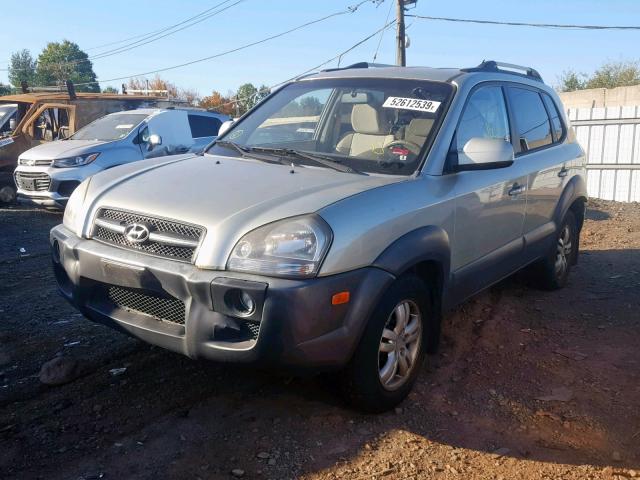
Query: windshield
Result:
<box><xmin>208</xmin><ymin>77</ymin><xmax>453</xmax><ymax>175</ymax></box>
<box><xmin>71</xmin><ymin>113</ymin><xmax>148</xmax><ymax>141</ymax></box>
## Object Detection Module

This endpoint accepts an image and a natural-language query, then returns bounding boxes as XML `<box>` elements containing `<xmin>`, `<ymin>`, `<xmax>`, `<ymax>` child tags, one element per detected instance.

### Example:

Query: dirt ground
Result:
<box><xmin>0</xmin><ymin>199</ymin><xmax>638</xmax><ymax>480</ymax></box>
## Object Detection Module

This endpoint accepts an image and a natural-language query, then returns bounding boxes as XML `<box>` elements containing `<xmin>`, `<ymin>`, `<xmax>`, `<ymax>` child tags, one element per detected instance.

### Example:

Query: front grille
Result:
<box><xmin>92</xmin><ymin>208</ymin><xmax>204</xmax><ymax>262</ymax></box>
<box><xmin>19</xmin><ymin>158</ymin><xmax>53</xmax><ymax>166</ymax></box>
<box><xmin>14</xmin><ymin>172</ymin><xmax>51</xmax><ymax>191</ymax></box>
<box><xmin>107</xmin><ymin>285</ymin><xmax>185</xmax><ymax>325</ymax></box>
<box><xmin>246</xmin><ymin>321</ymin><xmax>260</xmax><ymax>339</ymax></box>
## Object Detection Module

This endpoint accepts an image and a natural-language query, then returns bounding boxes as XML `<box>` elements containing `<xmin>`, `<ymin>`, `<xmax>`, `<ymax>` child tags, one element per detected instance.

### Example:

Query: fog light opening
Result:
<box><xmin>225</xmin><ymin>289</ymin><xmax>256</xmax><ymax>317</ymax></box>
<box><xmin>52</xmin><ymin>240</ymin><xmax>61</xmax><ymax>264</ymax></box>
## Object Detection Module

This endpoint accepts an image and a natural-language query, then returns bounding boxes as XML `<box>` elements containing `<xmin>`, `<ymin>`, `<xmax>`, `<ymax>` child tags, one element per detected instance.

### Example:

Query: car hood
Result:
<box><xmin>81</xmin><ymin>153</ymin><xmax>406</xmax><ymax>268</ymax></box>
<box><xmin>19</xmin><ymin>139</ymin><xmax>109</xmax><ymax>160</ymax></box>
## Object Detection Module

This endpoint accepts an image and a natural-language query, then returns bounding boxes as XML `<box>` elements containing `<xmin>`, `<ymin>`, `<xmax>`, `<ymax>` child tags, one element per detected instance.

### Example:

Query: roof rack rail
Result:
<box><xmin>321</xmin><ymin>61</ymin><xmax>395</xmax><ymax>73</ymax></box>
<box><xmin>461</xmin><ymin>60</ymin><xmax>543</xmax><ymax>82</ymax></box>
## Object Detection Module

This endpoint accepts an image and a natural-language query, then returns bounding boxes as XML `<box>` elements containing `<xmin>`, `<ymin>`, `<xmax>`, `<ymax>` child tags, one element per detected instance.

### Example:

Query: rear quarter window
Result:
<box><xmin>541</xmin><ymin>93</ymin><xmax>565</xmax><ymax>142</ymax></box>
<box><xmin>188</xmin><ymin>115</ymin><xmax>222</xmax><ymax>138</ymax></box>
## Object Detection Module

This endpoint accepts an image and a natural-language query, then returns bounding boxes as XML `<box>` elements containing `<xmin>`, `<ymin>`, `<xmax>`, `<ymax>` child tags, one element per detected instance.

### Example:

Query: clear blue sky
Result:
<box><xmin>1</xmin><ymin>0</ymin><xmax>639</xmax><ymax>95</ymax></box>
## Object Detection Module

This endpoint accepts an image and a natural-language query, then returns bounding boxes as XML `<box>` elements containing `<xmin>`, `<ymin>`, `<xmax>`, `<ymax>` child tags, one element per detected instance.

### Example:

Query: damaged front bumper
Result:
<box><xmin>50</xmin><ymin>224</ymin><xmax>394</xmax><ymax>369</ymax></box>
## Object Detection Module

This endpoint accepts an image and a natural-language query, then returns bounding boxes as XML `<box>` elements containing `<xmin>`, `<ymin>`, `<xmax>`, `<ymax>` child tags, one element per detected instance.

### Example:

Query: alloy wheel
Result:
<box><xmin>378</xmin><ymin>299</ymin><xmax>422</xmax><ymax>391</ymax></box>
<box><xmin>554</xmin><ymin>224</ymin><xmax>572</xmax><ymax>278</ymax></box>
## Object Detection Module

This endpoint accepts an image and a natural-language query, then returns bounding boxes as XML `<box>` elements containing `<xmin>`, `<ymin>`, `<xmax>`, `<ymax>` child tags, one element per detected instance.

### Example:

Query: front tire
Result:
<box><xmin>339</xmin><ymin>275</ymin><xmax>431</xmax><ymax>413</ymax></box>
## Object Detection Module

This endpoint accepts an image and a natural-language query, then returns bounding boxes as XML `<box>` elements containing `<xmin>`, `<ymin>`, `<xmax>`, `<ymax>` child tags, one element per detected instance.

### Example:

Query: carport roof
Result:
<box><xmin>0</xmin><ymin>92</ymin><xmax>165</xmax><ymax>103</ymax></box>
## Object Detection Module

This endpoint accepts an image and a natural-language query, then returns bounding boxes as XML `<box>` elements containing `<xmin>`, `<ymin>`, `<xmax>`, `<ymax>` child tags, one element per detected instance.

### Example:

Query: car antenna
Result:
<box><xmin>290</xmin><ymin>162</ymin><xmax>295</xmax><ymax>174</ymax></box>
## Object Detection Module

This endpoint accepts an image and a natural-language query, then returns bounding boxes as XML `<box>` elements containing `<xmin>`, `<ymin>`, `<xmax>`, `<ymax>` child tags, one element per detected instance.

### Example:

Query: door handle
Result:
<box><xmin>508</xmin><ymin>183</ymin><xmax>526</xmax><ymax>196</ymax></box>
<box><xmin>558</xmin><ymin>167</ymin><xmax>569</xmax><ymax>178</ymax></box>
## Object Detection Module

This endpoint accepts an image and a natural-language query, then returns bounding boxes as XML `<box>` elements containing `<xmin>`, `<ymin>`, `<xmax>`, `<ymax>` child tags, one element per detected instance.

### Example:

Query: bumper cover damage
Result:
<box><xmin>50</xmin><ymin>225</ymin><xmax>394</xmax><ymax>369</ymax></box>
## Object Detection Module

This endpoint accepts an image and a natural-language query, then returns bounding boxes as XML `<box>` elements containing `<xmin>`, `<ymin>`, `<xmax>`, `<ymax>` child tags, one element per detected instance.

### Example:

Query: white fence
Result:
<box><xmin>568</xmin><ymin>106</ymin><xmax>640</xmax><ymax>202</ymax></box>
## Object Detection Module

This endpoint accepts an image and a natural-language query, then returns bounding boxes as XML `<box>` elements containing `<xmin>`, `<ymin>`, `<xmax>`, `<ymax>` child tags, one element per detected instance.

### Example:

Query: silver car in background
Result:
<box><xmin>51</xmin><ymin>61</ymin><xmax>587</xmax><ymax>412</ymax></box>
<box><xmin>14</xmin><ymin>108</ymin><xmax>229</xmax><ymax>208</ymax></box>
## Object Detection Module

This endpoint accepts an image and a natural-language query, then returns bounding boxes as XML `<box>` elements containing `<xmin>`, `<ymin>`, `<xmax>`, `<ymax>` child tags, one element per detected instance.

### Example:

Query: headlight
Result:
<box><xmin>53</xmin><ymin>152</ymin><xmax>100</xmax><ymax>168</ymax></box>
<box><xmin>227</xmin><ymin>215</ymin><xmax>332</xmax><ymax>278</ymax></box>
<box><xmin>63</xmin><ymin>178</ymin><xmax>91</xmax><ymax>235</ymax></box>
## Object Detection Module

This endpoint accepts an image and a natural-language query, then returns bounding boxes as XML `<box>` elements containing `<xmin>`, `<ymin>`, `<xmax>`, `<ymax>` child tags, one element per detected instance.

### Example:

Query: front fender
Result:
<box><xmin>371</xmin><ymin>225</ymin><xmax>451</xmax><ymax>280</ymax></box>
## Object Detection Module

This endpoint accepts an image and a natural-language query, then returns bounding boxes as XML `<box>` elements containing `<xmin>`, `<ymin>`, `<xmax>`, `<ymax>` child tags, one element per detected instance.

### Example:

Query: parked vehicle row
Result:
<box><xmin>14</xmin><ymin>108</ymin><xmax>228</xmax><ymax>208</ymax></box>
<box><xmin>0</xmin><ymin>89</ymin><xmax>183</xmax><ymax>203</ymax></box>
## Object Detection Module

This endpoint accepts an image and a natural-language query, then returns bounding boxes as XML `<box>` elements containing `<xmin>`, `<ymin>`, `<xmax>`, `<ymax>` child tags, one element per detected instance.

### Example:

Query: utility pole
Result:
<box><xmin>395</xmin><ymin>0</ymin><xmax>406</xmax><ymax>66</ymax></box>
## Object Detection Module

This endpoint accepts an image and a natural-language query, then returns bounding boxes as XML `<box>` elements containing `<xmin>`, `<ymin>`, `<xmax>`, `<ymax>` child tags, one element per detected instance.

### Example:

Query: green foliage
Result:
<box><xmin>558</xmin><ymin>70</ymin><xmax>586</xmax><ymax>92</ymax></box>
<box><xmin>236</xmin><ymin>83</ymin><xmax>258</xmax><ymax>114</ymax></box>
<box><xmin>102</xmin><ymin>86</ymin><xmax>118</xmax><ymax>94</ymax></box>
<box><xmin>35</xmin><ymin>40</ymin><xmax>99</xmax><ymax>92</ymax></box>
<box><xmin>559</xmin><ymin>61</ymin><xmax>640</xmax><ymax>92</ymax></box>
<box><xmin>0</xmin><ymin>83</ymin><xmax>11</xmax><ymax>96</ymax></box>
<box><xmin>586</xmin><ymin>61</ymin><xmax>640</xmax><ymax>89</ymax></box>
<box><xmin>8</xmin><ymin>49</ymin><xmax>36</xmax><ymax>89</ymax></box>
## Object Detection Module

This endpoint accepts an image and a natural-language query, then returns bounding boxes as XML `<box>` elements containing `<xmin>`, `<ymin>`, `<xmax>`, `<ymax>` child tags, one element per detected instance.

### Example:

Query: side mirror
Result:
<box><xmin>9</xmin><ymin>118</ymin><xmax>16</xmax><ymax>131</ymax></box>
<box><xmin>455</xmin><ymin>137</ymin><xmax>514</xmax><ymax>171</ymax></box>
<box><xmin>147</xmin><ymin>134</ymin><xmax>162</xmax><ymax>151</ymax></box>
<box><xmin>218</xmin><ymin>120</ymin><xmax>234</xmax><ymax>137</ymax></box>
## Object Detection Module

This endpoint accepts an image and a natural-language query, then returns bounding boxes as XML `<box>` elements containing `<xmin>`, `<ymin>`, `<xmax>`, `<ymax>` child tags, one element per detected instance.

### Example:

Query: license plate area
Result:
<box><xmin>99</xmin><ymin>258</ymin><xmax>147</xmax><ymax>287</ymax></box>
<box><xmin>22</xmin><ymin>178</ymin><xmax>36</xmax><ymax>190</ymax></box>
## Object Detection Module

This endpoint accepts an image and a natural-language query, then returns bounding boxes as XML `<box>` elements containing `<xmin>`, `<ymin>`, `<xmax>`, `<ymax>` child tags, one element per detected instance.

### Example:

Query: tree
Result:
<box><xmin>180</xmin><ymin>88</ymin><xmax>201</xmax><ymax>106</ymax></box>
<box><xmin>236</xmin><ymin>83</ymin><xmax>258</xmax><ymax>114</ymax></box>
<box><xmin>127</xmin><ymin>75</ymin><xmax>199</xmax><ymax>103</ymax></box>
<box><xmin>0</xmin><ymin>83</ymin><xmax>11</xmax><ymax>96</ymax></box>
<box><xmin>199</xmin><ymin>90</ymin><xmax>235</xmax><ymax>116</ymax></box>
<box><xmin>558</xmin><ymin>70</ymin><xmax>586</xmax><ymax>92</ymax></box>
<box><xmin>102</xmin><ymin>86</ymin><xmax>118</xmax><ymax>94</ymax></box>
<box><xmin>128</xmin><ymin>75</ymin><xmax>178</xmax><ymax>97</ymax></box>
<box><xmin>255</xmin><ymin>84</ymin><xmax>271</xmax><ymax>103</ymax></box>
<box><xmin>558</xmin><ymin>60</ymin><xmax>640</xmax><ymax>92</ymax></box>
<box><xmin>36</xmin><ymin>40</ymin><xmax>99</xmax><ymax>92</ymax></box>
<box><xmin>586</xmin><ymin>61</ymin><xmax>640</xmax><ymax>89</ymax></box>
<box><xmin>8</xmin><ymin>49</ymin><xmax>36</xmax><ymax>89</ymax></box>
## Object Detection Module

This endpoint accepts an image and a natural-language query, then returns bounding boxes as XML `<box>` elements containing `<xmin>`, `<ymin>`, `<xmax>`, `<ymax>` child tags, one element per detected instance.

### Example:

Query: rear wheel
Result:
<box><xmin>531</xmin><ymin>210</ymin><xmax>578</xmax><ymax>290</ymax></box>
<box><xmin>339</xmin><ymin>275</ymin><xmax>431</xmax><ymax>412</ymax></box>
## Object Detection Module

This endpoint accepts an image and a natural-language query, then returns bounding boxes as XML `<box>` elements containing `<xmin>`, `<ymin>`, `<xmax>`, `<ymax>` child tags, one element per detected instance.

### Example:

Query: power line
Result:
<box><xmin>86</xmin><ymin>0</ymin><xmax>245</xmax><ymax>61</ymax></box>
<box><xmin>64</xmin><ymin>0</ymin><xmax>378</xmax><ymax>88</ymax></box>
<box><xmin>0</xmin><ymin>0</ymin><xmax>243</xmax><ymax>72</ymax></box>
<box><xmin>373</xmin><ymin>0</ymin><xmax>394</xmax><ymax>61</ymax></box>
<box><xmin>407</xmin><ymin>14</ymin><xmax>640</xmax><ymax>30</ymax></box>
<box><xmin>208</xmin><ymin>19</ymin><xmax>397</xmax><ymax>111</ymax></box>
<box><xmin>84</xmin><ymin>0</ymin><xmax>238</xmax><ymax>52</ymax></box>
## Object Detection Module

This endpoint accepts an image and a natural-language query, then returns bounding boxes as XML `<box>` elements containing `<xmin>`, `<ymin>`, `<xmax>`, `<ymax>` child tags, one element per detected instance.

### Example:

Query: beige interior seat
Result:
<box><xmin>404</xmin><ymin>118</ymin><xmax>434</xmax><ymax>147</ymax></box>
<box><xmin>336</xmin><ymin>104</ymin><xmax>394</xmax><ymax>157</ymax></box>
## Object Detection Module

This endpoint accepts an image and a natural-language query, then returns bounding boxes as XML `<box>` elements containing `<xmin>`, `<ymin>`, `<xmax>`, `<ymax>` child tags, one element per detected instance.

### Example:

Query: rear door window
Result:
<box><xmin>188</xmin><ymin>115</ymin><xmax>222</xmax><ymax>138</ymax></box>
<box><xmin>507</xmin><ymin>87</ymin><xmax>553</xmax><ymax>152</ymax></box>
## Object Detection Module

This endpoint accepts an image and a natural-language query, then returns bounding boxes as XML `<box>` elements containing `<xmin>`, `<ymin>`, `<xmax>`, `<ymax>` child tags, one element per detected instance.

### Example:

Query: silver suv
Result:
<box><xmin>50</xmin><ymin>61</ymin><xmax>586</xmax><ymax>411</ymax></box>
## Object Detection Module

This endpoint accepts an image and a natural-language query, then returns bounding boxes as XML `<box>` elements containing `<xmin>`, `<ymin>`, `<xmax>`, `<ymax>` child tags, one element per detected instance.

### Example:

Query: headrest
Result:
<box><xmin>406</xmin><ymin>118</ymin><xmax>435</xmax><ymax>139</ymax></box>
<box><xmin>351</xmin><ymin>104</ymin><xmax>385</xmax><ymax>135</ymax></box>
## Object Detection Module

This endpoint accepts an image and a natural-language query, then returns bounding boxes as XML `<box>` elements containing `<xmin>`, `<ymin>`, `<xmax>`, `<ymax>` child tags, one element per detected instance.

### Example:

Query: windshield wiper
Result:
<box><xmin>215</xmin><ymin>140</ymin><xmax>288</xmax><ymax>165</ymax></box>
<box><xmin>249</xmin><ymin>147</ymin><xmax>365</xmax><ymax>175</ymax></box>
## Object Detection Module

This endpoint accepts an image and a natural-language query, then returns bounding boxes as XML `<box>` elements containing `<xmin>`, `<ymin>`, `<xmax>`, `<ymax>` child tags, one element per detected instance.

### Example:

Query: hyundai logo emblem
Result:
<box><xmin>124</xmin><ymin>223</ymin><xmax>151</xmax><ymax>244</ymax></box>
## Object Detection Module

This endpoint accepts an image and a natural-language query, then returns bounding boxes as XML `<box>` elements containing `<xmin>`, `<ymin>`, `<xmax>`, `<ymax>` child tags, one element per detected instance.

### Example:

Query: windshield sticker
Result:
<box><xmin>227</xmin><ymin>129</ymin><xmax>243</xmax><ymax>140</ymax></box>
<box><xmin>115</xmin><ymin>124</ymin><xmax>134</xmax><ymax>129</ymax></box>
<box><xmin>382</xmin><ymin>97</ymin><xmax>441</xmax><ymax>113</ymax></box>
<box><xmin>0</xmin><ymin>137</ymin><xmax>14</xmax><ymax>148</ymax></box>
